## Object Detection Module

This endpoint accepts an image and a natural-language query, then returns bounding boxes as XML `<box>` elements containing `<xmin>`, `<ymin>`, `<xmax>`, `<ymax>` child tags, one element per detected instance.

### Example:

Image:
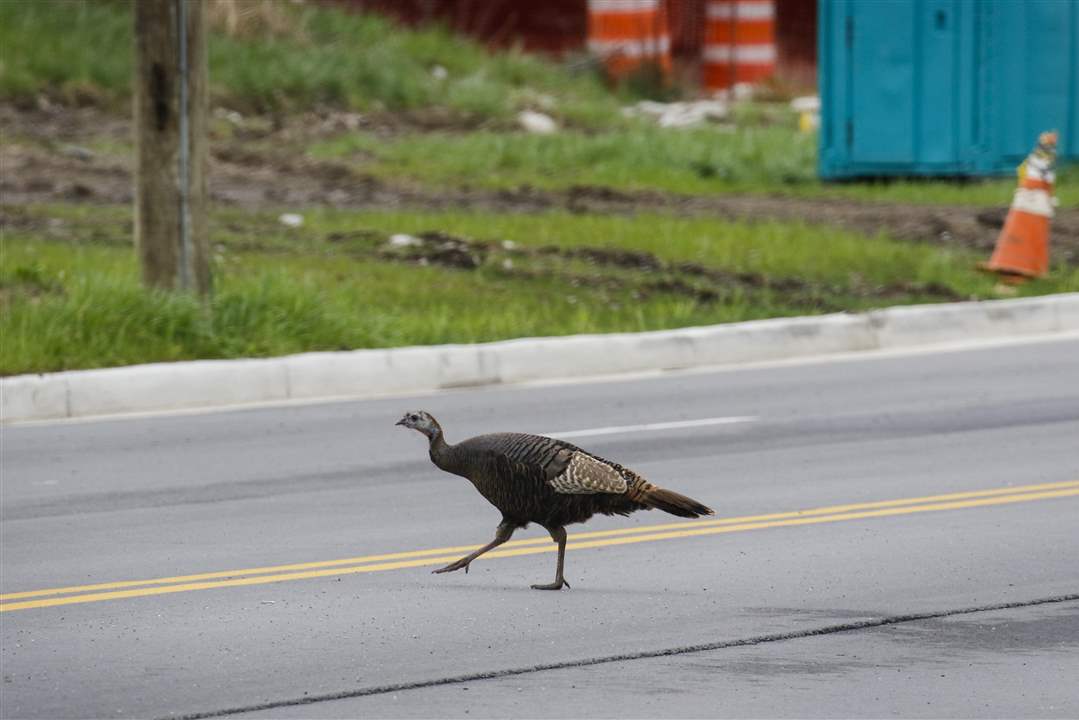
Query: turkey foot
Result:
<box><xmin>432</xmin><ymin>558</ymin><xmax>471</xmax><ymax>574</ymax></box>
<box><xmin>431</xmin><ymin>520</ymin><xmax>515</xmax><ymax>577</ymax></box>
<box><xmin>530</xmin><ymin>526</ymin><xmax>570</xmax><ymax>590</ymax></box>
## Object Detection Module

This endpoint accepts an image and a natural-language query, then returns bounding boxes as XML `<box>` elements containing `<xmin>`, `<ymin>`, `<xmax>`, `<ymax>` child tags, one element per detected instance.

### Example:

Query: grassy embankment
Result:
<box><xmin>2</xmin><ymin>1</ymin><xmax>1076</xmax><ymax>375</ymax></box>
<box><xmin>4</xmin><ymin>204</ymin><xmax>1076</xmax><ymax>375</ymax></box>
<box><xmin>0</xmin><ymin>0</ymin><xmax>623</xmax><ymax>126</ymax></box>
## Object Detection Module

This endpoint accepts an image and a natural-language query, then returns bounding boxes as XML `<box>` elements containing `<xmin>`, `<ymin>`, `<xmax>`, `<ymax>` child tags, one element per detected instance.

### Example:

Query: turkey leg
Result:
<box><xmin>531</xmin><ymin>525</ymin><xmax>570</xmax><ymax>590</ymax></box>
<box><xmin>433</xmin><ymin>521</ymin><xmax>515</xmax><ymax>575</ymax></box>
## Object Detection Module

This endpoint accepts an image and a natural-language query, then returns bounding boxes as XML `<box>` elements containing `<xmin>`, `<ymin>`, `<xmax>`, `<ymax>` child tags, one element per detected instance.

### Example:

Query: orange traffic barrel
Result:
<box><xmin>703</xmin><ymin>0</ymin><xmax>776</xmax><ymax>92</ymax></box>
<box><xmin>587</xmin><ymin>0</ymin><xmax>671</xmax><ymax>79</ymax></box>
<box><xmin>980</xmin><ymin>131</ymin><xmax>1058</xmax><ymax>282</ymax></box>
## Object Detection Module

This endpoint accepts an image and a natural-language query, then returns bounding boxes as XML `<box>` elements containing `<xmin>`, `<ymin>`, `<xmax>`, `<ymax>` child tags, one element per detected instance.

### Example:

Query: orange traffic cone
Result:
<box><xmin>980</xmin><ymin>131</ymin><xmax>1058</xmax><ymax>283</ymax></box>
<box><xmin>587</xmin><ymin>0</ymin><xmax>671</xmax><ymax>81</ymax></box>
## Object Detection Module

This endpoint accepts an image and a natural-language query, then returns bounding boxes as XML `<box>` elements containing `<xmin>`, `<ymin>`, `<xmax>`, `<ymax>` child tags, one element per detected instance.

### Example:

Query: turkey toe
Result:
<box><xmin>530</xmin><ymin>580</ymin><xmax>569</xmax><ymax>591</ymax></box>
<box><xmin>432</xmin><ymin>560</ymin><xmax>469</xmax><ymax>574</ymax></box>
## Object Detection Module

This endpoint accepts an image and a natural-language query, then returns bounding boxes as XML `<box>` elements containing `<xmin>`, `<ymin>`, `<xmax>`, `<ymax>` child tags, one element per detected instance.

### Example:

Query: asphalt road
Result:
<box><xmin>2</xmin><ymin>334</ymin><xmax>1078</xmax><ymax>719</ymax></box>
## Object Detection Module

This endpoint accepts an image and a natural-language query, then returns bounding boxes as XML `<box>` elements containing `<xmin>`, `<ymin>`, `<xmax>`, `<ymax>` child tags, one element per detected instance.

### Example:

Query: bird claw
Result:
<box><xmin>530</xmin><ymin>579</ymin><xmax>570</xmax><ymax>591</ymax></box>
<box><xmin>432</xmin><ymin>559</ymin><xmax>471</xmax><ymax>575</ymax></box>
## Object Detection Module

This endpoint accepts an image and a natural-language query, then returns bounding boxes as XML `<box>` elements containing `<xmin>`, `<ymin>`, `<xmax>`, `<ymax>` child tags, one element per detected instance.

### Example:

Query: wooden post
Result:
<box><xmin>134</xmin><ymin>0</ymin><xmax>210</xmax><ymax>296</ymax></box>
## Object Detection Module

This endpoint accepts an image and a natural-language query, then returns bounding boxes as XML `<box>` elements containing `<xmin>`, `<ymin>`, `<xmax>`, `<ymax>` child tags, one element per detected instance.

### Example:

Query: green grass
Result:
<box><xmin>0</xmin><ymin>0</ymin><xmax>622</xmax><ymax>126</ymax></box>
<box><xmin>3</xmin><ymin>203</ymin><xmax>1076</xmax><ymax>375</ymax></box>
<box><xmin>311</xmin><ymin>125</ymin><xmax>814</xmax><ymax>194</ymax></box>
<box><xmin>0</xmin><ymin>233</ymin><xmax>743</xmax><ymax>375</ymax></box>
<box><xmin>309</xmin><ymin>125</ymin><xmax>1079</xmax><ymax>207</ymax></box>
<box><xmin>6</xmin><ymin>1</ymin><xmax>1073</xmax><ymax>206</ymax></box>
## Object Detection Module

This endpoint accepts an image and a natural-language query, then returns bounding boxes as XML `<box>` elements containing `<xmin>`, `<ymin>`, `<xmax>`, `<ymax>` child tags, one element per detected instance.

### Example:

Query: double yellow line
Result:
<box><xmin>3</xmin><ymin>479</ymin><xmax>1077</xmax><ymax>613</ymax></box>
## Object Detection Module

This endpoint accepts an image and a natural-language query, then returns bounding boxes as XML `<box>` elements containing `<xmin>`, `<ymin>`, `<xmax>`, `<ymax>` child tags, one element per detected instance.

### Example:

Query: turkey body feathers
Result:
<box><xmin>433</xmin><ymin>432</ymin><xmax>712</xmax><ymax>529</ymax></box>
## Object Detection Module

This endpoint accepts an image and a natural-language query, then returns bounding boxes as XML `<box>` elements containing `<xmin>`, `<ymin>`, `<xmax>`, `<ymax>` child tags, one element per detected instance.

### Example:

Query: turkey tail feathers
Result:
<box><xmin>641</xmin><ymin>487</ymin><xmax>714</xmax><ymax>518</ymax></box>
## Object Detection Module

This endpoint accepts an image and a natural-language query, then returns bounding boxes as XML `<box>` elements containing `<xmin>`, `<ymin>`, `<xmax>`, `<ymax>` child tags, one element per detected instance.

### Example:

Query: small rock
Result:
<box><xmin>213</xmin><ymin>107</ymin><xmax>244</xmax><ymax>126</ymax></box>
<box><xmin>388</xmin><ymin>233</ymin><xmax>422</xmax><ymax>248</ymax></box>
<box><xmin>342</xmin><ymin>113</ymin><xmax>363</xmax><ymax>131</ymax></box>
<box><xmin>501</xmin><ymin>240</ymin><xmax>517</xmax><ymax>250</ymax></box>
<box><xmin>518</xmin><ymin>110</ymin><xmax>558</xmax><ymax>134</ymax></box>
<box><xmin>59</xmin><ymin>144</ymin><xmax>95</xmax><ymax>161</ymax></box>
<box><xmin>430</xmin><ymin>65</ymin><xmax>448</xmax><ymax>81</ymax></box>
<box><xmin>278</xmin><ymin>213</ymin><xmax>303</xmax><ymax>228</ymax></box>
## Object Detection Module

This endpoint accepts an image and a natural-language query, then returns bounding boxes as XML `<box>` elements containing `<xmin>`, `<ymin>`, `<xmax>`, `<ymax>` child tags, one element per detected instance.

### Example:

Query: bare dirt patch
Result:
<box><xmin>373</xmin><ymin>230</ymin><xmax>965</xmax><ymax>310</ymax></box>
<box><xmin>4</xmin><ymin>102</ymin><xmax>1077</xmax><ymax>265</ymax></box>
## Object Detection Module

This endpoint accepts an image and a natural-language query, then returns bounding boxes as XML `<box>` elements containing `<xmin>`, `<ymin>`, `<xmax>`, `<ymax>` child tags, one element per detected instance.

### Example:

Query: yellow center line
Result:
<box><xmin>4</xmin><ymin>479</ymin><xmax>1074</xmax><ymax>603</ymax></box>
<box><xmin>1</xmin><ymin>480</ymin><xmax>1077</xmax><ymax>613</ymax></box>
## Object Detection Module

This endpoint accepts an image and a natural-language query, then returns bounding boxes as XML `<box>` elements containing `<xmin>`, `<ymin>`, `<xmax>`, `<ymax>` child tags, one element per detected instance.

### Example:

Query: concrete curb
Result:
<box><xmin>4</xmin><ymin>293</ymin><xmax>1078</xmax><ymax>423</ymax></box>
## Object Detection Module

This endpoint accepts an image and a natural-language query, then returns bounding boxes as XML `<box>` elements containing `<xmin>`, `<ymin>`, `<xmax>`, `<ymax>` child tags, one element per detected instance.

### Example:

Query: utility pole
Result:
<box><xmin>133</xmin><ymin>0</ymin><xmax>210</xmax><ymax>296</ymax></box>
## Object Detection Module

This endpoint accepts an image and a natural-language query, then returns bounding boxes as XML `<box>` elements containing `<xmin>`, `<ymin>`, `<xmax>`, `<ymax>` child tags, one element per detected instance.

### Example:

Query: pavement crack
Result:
<box><xmin>168</xmin><ymin>592</ymin><xmax>1079</xmax><ymax>720</ymax></box>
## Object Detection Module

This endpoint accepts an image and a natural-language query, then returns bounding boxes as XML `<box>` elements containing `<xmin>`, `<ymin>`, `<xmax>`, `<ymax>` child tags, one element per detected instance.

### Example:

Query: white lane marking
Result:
<box><xmin>543</xmin><ymin>416</ymin><xmax>756</xmax><ymax>440</ymax></box>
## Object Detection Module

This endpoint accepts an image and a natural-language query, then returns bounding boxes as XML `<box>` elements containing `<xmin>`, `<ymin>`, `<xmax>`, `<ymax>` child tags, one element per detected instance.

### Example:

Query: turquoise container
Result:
<box><xmin>818</xmin><ymin>0</ymin><xmax>1079</xmax><ymax>179</ymax></box>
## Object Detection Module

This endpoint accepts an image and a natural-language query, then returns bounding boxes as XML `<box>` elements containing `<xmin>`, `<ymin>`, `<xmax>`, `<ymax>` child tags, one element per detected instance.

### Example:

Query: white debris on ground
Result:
<box><xmin>729</xmin><ymin>82</ymin><xmax>757</xmax><ymax>102</ymax></box>
<box><xmin>789</xmin><ymin>95</ymin><xmax>820</xmax><ymax>113</ymax></box>
<box><xmin>59</xmin><ymin>144</ymin><xmax>95</xmax><ymax>161</ymax></box>
<box><xmin>622</xmin><ymin>99</ymin><xmax>729</xmax><ymax>128</ymax></box>
<box><xmin>621</xmin><ymin>84</ymin><xmax>819</xmax><ymax>130</ymax></box>
<box><xmin>517</xmin><ymin>110</ymin><xmax>559</xmax><ymax>134</ymax></box>
<box><xmin>790</xmin><ymin>95</ymin><xmax>820</xmax><ymax>132</ymax></box>
<box><xmin>430</xmin><ymin>64</ymin><xmax>448</xmax><ymax>81</ymax></box>
<box><xmin>213</xmin><ymin>106</ymin><xmax>244</xmax><ymax>126</ymax></box>
<box><xmin>277</xmin><ymin>213</ymin><xmax>304</xmax><ymax>228</ymax></box>
<box><xmin>388</xmin><ymin>233</ymin><xmax>423</xmax><ymax>248</ymax></box>
<box><xmin>332</xmin><ymin>112</ymin><xmax>364</xmax><ymax>131</ymax></box>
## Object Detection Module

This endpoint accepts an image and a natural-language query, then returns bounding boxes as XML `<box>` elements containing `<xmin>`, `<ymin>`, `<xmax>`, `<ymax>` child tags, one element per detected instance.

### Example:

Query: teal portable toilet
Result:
<box><xmin>818</xmin><ymin>0</ymin><xmax>1079</xmax><ymax>179</ymax></box>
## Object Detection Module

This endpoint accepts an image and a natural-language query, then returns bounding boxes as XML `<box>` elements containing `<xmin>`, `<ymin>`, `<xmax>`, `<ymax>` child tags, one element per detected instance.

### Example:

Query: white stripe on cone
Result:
<box><xmin>1011</xmin><ymin>188</ymin><xmax>1055</xmax><ymax>218</ymax></box>
<box><xmin>706</xmin><ymin>1</ymin><xmax>775</xmax><ymax>21</ymax></box>
<box><xmin>1025</xmin><ymin>156</ymin><xmax>1055</xmax><ymax>183</ymax></box>
<box><xmin>703</xmin><ymin>44</ymin><xmax>777</xmax><ymax>63</ymax></box>
<box><xmin>589</xmin><ymin>0</ymin><xmax>661</xmax><ymax>12</ymax></box>
<box><xmin>589</xmin><ymin>36</ymin><xmax>672</xmax><ymax>57</ymax></box>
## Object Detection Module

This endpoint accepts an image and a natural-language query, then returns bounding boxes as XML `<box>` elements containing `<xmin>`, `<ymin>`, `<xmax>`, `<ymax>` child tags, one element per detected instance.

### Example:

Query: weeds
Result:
<box><xmin>4</xmin><ymin>205</ymin><xmax>1075</xmax><ymax>375</ymax></box>
<box><xmin>308</xmin><ymin>124</ymin><xmax>1079</xmax><ymax>207</ymax></box>
<box><xmin>0</xmin><ymin>0</ymin><xmax>622</xmax><ymax>126</ymax></box>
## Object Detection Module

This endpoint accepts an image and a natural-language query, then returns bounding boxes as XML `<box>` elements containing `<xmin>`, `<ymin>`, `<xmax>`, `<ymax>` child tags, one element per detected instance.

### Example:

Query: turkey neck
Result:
<box><xmin>428</xmin><ymin>430</ymin><xmax>466</xmax><ymax>478</ymax></box>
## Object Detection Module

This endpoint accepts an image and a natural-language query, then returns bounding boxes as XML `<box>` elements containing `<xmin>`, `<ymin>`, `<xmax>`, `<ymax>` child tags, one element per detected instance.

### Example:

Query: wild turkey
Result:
<box><xmin>396</xmin><ymin>410</ymin><xmax>713</xmax><ymax>590</ymax></box>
